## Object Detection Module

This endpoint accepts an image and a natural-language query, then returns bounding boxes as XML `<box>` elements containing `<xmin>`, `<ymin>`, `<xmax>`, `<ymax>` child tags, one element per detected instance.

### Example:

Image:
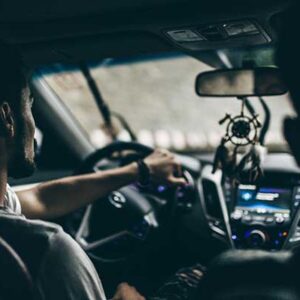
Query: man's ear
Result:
<box><xmin>0</xmin><ymin>102</ymin><xmax>15</xmax><ymax>138</ymax></box>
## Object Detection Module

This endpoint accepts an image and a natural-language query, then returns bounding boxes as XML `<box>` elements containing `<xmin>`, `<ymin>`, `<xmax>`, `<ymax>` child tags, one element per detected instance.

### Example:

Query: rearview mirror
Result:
<box><xmin>195</xmin><ymin>67</ymin><xmax>288</xmax><ymax>97</ymax></box>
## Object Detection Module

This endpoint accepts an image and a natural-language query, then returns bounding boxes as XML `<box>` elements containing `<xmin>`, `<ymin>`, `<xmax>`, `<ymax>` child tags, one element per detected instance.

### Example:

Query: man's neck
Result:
<box><xmin>0</xmin><ymin>166</ymin><xmax>7</xmax><ymax>206</ymax></box>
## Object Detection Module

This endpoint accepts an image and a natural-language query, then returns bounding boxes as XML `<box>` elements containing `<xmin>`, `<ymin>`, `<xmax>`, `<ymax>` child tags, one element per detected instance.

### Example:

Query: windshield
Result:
<box><xmin>41</xmin><ymin>53</ymin><xmax>294</xmax><ymax>153</ymax></box>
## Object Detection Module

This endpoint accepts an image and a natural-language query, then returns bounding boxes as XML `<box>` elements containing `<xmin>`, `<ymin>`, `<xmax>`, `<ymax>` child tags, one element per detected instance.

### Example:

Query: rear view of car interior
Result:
<box><xmin>2</xmin><ymin>0</ymin><xmax>300</xmax><ymax>299</ymax></box>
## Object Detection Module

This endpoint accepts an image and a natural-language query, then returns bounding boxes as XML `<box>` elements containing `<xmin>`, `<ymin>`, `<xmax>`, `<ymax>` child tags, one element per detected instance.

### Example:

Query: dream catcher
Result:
<box><xmin>213</xmin><ymin>97</ymin><xmax>268</xmax><ymax>183</ymax></box>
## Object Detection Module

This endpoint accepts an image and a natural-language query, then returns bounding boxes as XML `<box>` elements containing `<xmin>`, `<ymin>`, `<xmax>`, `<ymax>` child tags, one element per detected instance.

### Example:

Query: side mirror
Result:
<box><xmin>195</xmin><ymin>67</ymin><xmax>288</xmax><ymax>97</ymax></box>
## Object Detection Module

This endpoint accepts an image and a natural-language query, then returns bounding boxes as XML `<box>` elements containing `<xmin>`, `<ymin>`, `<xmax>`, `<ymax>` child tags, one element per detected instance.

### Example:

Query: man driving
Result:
<box><xmin>0</xmin><ymin>44</ymin><xmax>186</xmax><ymax>300</ymax></box>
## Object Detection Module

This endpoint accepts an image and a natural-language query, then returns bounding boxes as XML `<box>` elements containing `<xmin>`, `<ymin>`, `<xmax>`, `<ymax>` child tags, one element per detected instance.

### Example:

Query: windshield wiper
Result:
<box><xmin>79</xmin><ymin>63</ymin><xmax>137</xmax><ymax>142</ymax></box>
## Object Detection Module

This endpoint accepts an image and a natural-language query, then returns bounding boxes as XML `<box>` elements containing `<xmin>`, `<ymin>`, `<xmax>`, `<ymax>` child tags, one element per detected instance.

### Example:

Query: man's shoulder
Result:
<box><xmin>37</xmin><ymin>226</ymin><xmax>107</xmax><ymax>300</ymax></box>
<box><xmin>0</xmin><ymin>213</ymin><xmax>66</xmax><ymax>277</ymax></box>
<box><xmin>0</xmin><ymin>212</ymin><xmax>63</xmax><ymax>239</ymax></box>
<box><xmin>0</xmin><ymin>213</ymin><xmax>106</xmax><ymax>300</ymax></box>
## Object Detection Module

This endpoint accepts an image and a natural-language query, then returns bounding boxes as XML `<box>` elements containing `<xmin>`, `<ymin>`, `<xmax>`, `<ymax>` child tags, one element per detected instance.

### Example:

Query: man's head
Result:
<box><xmin>276</xmin><ymin>2</ymin><xmax>300</xmax><ymax>165</ymax></box>
<box><xmin>0</xmin><ymin>44</ymin><xmax>35</xmax><ymax>179</ymax></box>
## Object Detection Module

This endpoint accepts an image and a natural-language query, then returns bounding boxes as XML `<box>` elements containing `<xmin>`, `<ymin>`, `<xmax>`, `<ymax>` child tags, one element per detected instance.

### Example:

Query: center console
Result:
<box><xmin>201</xmin><ymin>155</ymin><xmax>300</xmax><ymax>251</ymax></box>
<box><xmin>230</xmin><ymin>184</ymin><xmax>300</xmax><ymax>250</ymax></box>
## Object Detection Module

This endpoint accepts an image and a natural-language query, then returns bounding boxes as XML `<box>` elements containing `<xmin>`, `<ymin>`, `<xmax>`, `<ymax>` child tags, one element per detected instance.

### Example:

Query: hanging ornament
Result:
<box><xmin>219</xmin><ymin>98</ymin><xmax>261</xmax><ymax>147</ymax></box>
<box><xmin>212</xmin><ymin>98</ymin><xmax>262</xmax><ymax>183</ymax></box>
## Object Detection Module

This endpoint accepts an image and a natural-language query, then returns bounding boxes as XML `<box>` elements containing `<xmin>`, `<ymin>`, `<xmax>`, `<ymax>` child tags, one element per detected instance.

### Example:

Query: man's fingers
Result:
<box><xmin>157</xmin><ymin>148</ymin><xmax>168</xmax><ymax>156</ymax></box>
<box><xmin>170</xmin><ymin>158</ymin><xmax>186</xmax><ymax>185</ymax></box>
<box><xmin>146</xmin><ymin>149</ymin><xmax>187</xmax><ymax>187</ymax></box>
<box><xmin>168</xmin><ymin>175</ymin><xmax>186</xmax><ymax>186</ymax></box>
<box><xmin>173</xmin><ymin>159</ymin><xmax>183</xmax><ymax>177</ymax></box>
<box><xmin>157</xmin><ymin>148</ymin><xmax>173</xmax><ymax>158</ymax></box>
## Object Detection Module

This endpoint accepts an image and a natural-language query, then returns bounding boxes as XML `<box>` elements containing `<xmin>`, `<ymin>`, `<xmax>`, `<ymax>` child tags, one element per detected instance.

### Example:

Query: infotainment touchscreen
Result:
<box><xmin>237</xmin><ymin>185</ymin><xmax>292</xmax><ymax>212</ymax></box>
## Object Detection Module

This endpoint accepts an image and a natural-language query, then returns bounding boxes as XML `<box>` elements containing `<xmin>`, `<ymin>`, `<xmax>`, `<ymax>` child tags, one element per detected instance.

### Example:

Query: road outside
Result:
<box><xmin>45</xmin><ymin>55</ymin><xmax>295</xmax><ymax>152</ymax></box>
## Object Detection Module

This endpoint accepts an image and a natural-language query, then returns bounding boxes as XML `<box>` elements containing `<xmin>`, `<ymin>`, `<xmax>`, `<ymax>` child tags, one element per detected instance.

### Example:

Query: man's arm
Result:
<box><xmin>17</xmin><ymin>149</ymin><xmax>186</xmax><ymax>219</ymax></box>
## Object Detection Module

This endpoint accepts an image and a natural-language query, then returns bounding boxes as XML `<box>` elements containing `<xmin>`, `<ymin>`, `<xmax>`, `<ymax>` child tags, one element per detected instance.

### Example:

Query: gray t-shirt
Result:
<box><xmin>0</xmin><ymin>185</ymin><xmax>107</xmax><ymax>300</ymax></box>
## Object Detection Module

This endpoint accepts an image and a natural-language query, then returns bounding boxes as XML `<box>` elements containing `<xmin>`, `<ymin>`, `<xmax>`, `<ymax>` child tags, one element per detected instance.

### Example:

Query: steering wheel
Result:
<box><xmin>65</xmin><ymin>141</ymin><xmax>181</xmax><ymax>263</ymax></box>
<box><xmin>76</xmin><ymin>141</ymin><xmax>153</xmax><ymax>175</ymax></box>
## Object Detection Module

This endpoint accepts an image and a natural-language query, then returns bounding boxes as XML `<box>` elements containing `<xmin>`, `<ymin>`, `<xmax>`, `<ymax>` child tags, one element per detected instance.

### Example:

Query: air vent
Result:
<box><xmin>202</xmin><ymin>179</ymin><xmax>223</xmax><ymax>219</ymax></box>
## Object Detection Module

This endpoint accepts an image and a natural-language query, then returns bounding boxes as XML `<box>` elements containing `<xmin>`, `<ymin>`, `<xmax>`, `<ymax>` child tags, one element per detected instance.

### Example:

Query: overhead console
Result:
<box><xmin>164</xmin><ymin>19</ymin><xmax>272</xmax><ymax>51</ymax></box>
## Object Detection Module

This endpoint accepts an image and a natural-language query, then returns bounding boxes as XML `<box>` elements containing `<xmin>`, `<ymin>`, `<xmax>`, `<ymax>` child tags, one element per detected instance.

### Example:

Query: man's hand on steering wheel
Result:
<box><xmin>143</xmin><ymin>149</ymin><xmax>186</xmax><ymax>186</ymax></box>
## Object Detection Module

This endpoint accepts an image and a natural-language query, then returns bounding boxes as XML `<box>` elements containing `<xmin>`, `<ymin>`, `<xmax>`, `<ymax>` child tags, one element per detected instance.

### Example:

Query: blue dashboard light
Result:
<box><xmin>158</xmin><ymin>185</ymin><xmax>166</xmax><ymax>193</ymax></box>
<box><xmin>241</xmin><ymin>192</ymin><xmax>252</xmax><ymax>201</ymax></box>
<box><xmin>232</xmin><ymin>235</ymin><xmax>237</xmax><ymax>240</ymax></box>
<box><xmin>274</xmin><ymin>240</ymin><xmax>280</xmax><ymax>245</ymax></box>
<box><xmin>244</xmin><ymin>230</ymin><xmax>251</xmax><ymax>239</ymax></box>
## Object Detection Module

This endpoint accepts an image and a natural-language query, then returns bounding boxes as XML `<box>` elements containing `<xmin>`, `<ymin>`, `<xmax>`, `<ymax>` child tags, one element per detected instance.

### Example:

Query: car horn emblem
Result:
<box><xmin>109</xmin><ymin>192</ymin><xmax>126</xmax><ymax>208</ymax></box>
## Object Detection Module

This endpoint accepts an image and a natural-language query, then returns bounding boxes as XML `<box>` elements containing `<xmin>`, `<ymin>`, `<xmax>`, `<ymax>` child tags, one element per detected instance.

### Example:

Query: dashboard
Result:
<box><xmin>200</xmin><ymin>153</ymin><xmax>300</xmax><ymax>251</ymax></box>
<box><xmin>50</xmin><ymin>150</ymin><xmax>300</xmax><ymax>269</ymax></box>
<box><xmin>29</xmin><ymin>150</ymin><xmax>300</xmax><ymax>296</ymax></box>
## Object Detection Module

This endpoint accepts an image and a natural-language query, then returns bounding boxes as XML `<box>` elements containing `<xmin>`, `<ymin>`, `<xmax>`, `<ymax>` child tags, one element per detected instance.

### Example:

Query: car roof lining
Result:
<box><xmin>0</xmin><ymin>0</ymin><xmax>291</xmax><ymax>67</ymax></box>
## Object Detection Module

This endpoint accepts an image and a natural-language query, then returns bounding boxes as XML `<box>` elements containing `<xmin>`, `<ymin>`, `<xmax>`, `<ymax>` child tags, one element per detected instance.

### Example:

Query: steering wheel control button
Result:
<box><xmin>109</xmin><ymin>192</ymin><xmax>126</xmax><ymax>208</ymax></box>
